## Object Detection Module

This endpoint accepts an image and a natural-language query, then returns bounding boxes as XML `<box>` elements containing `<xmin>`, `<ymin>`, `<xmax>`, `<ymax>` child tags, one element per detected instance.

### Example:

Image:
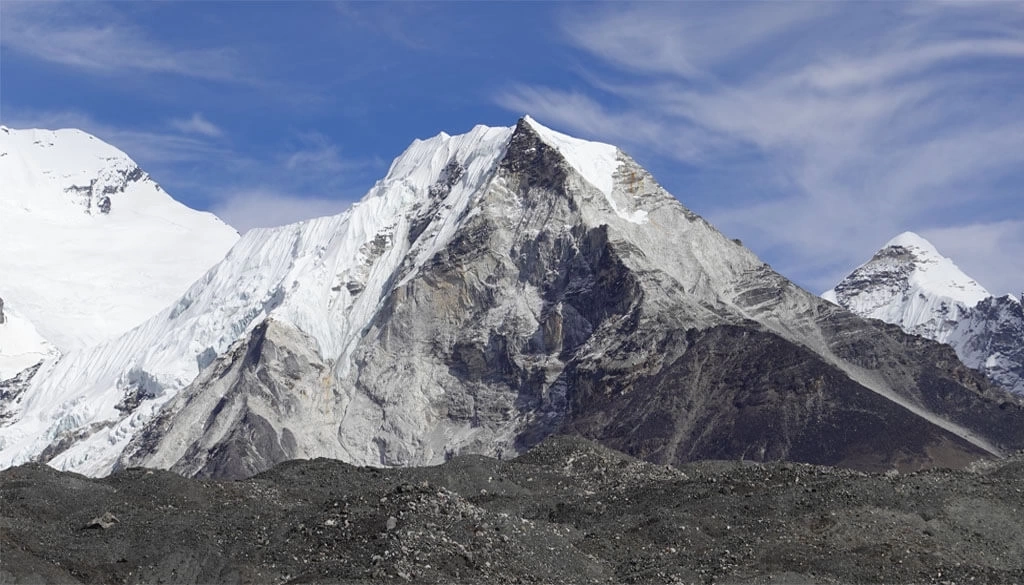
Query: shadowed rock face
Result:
<box><xmin>562</xmin><ymin>325</ymin><xmax>990</xmax><ymax>472</ymax></box>
<box><xmin>6</xmin><ymin>437</ymin><xmax>1024</xmax><ymax>585</ymax></box>
<box><xmin>118</xmin><ymin>119</ymin><xmax>1024</xmax><ymax>479</ymax></box>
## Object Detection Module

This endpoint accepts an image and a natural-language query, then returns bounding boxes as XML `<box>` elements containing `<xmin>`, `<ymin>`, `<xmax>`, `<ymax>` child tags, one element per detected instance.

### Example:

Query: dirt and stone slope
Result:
<box><xmin>3</xmin><ymin>436</ymin><xmax>1022</xmax><ymax>584</ymax></box>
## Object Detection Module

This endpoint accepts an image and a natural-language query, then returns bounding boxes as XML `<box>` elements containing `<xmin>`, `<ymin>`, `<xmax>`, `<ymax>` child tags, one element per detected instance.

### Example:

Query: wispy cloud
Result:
<box><xmin>170</xmin><ymin>113</ymin><xmax>223</xmax><ymax>138</ymax></box>
<box><xmin>562</xmin><ymin>3</ymin><xmax>832</xmax><ymax>80</ymax></box>
<box><xmin>284</xmin><ymin>132</ymin><xmax>372</xmax><ymax>176</ymax></box>
<box><xmin>0</xmin><ymin>3</ymin><xmax>241</xmax><ymax>82</ymax></box>
<box><xmin>501</xmin><ymin>3</ymin><xmax>1024</xmax><ymax>295</ymax></box>
<box><xmin>923</xmin><ymin>221</ymin><xmax>1024</xmax><ymax>299</ymax></box>
<box><xmin>210</xmin><ymin>189</ymin><xmax>353</xmax><ymax>233</ymax></box>
<box><xmin>2</xmin><ymin>108</ymin><xmax>229</xmax><ymax>165</ymax></box>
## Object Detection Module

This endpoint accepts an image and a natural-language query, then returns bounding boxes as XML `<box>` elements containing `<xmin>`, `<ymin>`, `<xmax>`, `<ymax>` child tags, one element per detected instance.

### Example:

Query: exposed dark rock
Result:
<box><xmin>119</xmin><ymin>320</ymin><xmax>326</xmax><ymax>480</ymax></box>
<box><xmin>562</xmin><ymin>324</ymin><xmax>990</xmax><ymax>472</ymax></box>
<box><xmin>95</xmin><ymin>194</ymin><xmax>111</xmax><ymax>214</ymax></box>
<box><xmin>0</xmin><ymin>362</ymin><xmax>43</xmax><ymax>420</ymax></box>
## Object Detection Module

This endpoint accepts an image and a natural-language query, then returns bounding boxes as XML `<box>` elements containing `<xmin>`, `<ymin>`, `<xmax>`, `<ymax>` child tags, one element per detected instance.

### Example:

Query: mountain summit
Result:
<box><xmin>825</xmin><ymin>232</ymin><xmax>1023</xmax><ymax>396</ymax></box>
<box><xmin>0</xmin><ymin>126</ymin><xmax>239</xmax><ymax>378</ymax></box>
<box><xmin>822</xmin><ymin>231</ymin><xmax>990</xmax><ymax>342</ymax></box>
<box><xmin>3</xmin><ymin>118</ymin><xmax>1023</xmax><ymax>478</ymax></box>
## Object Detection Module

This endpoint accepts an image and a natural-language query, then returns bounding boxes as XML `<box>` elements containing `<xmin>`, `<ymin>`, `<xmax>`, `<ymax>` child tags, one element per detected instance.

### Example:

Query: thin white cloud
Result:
<box><xmin>923</xmin><ymin>221</ymin><xmax>1024</xmax><ymax>298</ymax></box>
<box><xmin>210</xmin><ymin>189</ymin><xmax>353</xmax><ymax>233</ymax></box>
<box><xmin>279</xmin><ymin>131</ymin><xmax>383</xmax><ymax>193</ymax></box>
<box><xmin>563</xmin><ymin>3</ymin><xmax>833</xmax><ymax>80</ymax></box>
<box><xmin>285</xmin><ymin>133</ymin><xmax>351</xmax><ymax>175</ymax></box>
<box><xmin>2</xmin><ymin>108</ymin><xmax>228</xmax><ymax>165</ymax></box>
<box><xmin>495</xmin><ymin>87</ymin><xmax>707</xmax><ymax>160</ymax></box>
<box><xmin>170</xmin><ymin>113</ymin><xmax>223</xmax><ymax>138</ymax></box>
<box><xmin>0</xmin><ymin>3</ymin><xmax>240</xmax><ymax>82</ymax></box>
<box><xmin>501</xmin><ymin>3</ymin><xmax>1024</xmax><ymax>296</ymax></box>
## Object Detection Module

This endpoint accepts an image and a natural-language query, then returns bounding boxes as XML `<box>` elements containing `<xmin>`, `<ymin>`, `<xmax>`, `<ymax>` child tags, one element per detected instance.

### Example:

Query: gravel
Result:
<box><xmin>2</xmin><ymin>436</ymin><xmax>1022</xmax><ymax>584</ymax></box>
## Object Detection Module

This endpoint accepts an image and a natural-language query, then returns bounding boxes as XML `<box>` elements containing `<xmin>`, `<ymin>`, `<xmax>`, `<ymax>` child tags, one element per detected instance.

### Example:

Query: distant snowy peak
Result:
<box><xmin>0</xmin><ymin>126</ymin><xmax>155</xmax><ymax>216</ymax></box>
<box><xmin>823</xmin><ymin>231</ymin><xmax>989</xmax><ymax>342</ymax></box>
<box><xmin>881</xmin><ymin>231</ymin><xmax>989</xmax><ymax>302</ymax></box>
<box><xmin>0</xmin><ymin>126</ymin><xmax>239</xmax><ymax>354</ymax></box>
<box><xmin>825</xmin><ymin>231</ymin><xmax>1023</xmax><ymax>396</ymax></box>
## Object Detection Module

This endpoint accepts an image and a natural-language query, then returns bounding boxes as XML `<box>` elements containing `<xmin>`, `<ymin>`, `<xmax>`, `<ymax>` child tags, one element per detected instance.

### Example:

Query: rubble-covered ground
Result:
<box><xmin>2</xmin><ymin>436</ymin><xmax>1023</xmax><ymax>584</ymax></box>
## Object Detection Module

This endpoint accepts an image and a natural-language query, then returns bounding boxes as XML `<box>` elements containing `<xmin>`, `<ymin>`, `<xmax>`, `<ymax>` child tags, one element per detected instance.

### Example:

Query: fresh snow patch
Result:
<box><xmin>523</xmin><ymin>116</ymin><xmax>619</xmax><ymax>197</ymax></box>
<box><xmin>0</xmin><ymin>304</ymin><xmax>58</xmax><ymax>380</ymax></box>
<box><xmin>521</xmin><ymin>116</ymin><xmax>651</xmax><ymax>223</ymax></box>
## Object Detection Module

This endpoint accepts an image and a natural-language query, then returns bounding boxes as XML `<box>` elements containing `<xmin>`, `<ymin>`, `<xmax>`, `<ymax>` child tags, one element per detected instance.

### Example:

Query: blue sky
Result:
<box><xmin>2</xmin><ymin>2</ymin><xmax>1022</xmax><ymax>296</ymax></box>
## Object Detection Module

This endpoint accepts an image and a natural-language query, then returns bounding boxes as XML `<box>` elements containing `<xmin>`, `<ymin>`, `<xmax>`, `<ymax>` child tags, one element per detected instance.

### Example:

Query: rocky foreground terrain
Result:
<box><xmin>3</xmin><ymin>436</ymin><xmax>1023</xmax><ymax>584</ymax></box>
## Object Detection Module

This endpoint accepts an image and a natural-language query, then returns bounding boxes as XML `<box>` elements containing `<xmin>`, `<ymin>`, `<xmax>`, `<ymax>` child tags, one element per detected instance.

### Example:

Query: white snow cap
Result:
<box><xmin>0</xmin><ymin>127</ymin><xmax>239</xmax><ymax>353</ymax></box>
<box><xmin>885</xmin><ymin>231</ymin><xmax>944</xmax><ymax>257</ymax></box>
<box><xmin>523</xmin><ymin>115</ymin><xmax>646</xmax><ymax>223</ymax></box>
<box><xmin>823</xmin><ymin>230</ymin><xmax>992</xmax><ymax>345</ymax></box>
<box><xmin>884</xmin><ymin>231</ymin><xmax>990</xmax><ymax>304</ymax></box>
<box><xmin>523</xmin><ymin>115</ymin><xmax>619</xmax><ymax>197</ymax></box>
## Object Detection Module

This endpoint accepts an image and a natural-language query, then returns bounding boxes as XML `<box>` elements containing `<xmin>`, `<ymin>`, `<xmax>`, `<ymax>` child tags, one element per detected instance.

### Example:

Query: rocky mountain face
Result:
<box><xmin>3</xmin><ymin>118</ymin><xmax>1024</xmax><ymax>479</ymax></box>
<box><xmin>825</xmin><ymin>232</ymin><xmax>1023</xmax><ymax>396</ymax></box>
<box><xmin>0</xmin><ymin>126</ymin><xmax>239</xmax><ymax>379</ymax></box>
<box><xmin>950</xmin><ymin>295</ymin><xmax>1024</xmax><ymax>395</ymax></box>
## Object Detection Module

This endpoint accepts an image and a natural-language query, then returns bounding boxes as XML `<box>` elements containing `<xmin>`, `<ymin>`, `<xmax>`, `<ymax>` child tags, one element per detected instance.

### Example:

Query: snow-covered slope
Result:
<box><xmin>0</xmin><ymin>126</ymin><xmax>239</xmax><ymax>360</ymax></box>
<box><xmin>825</xmin><ymin>232</ymin><xmax>1023</xmax><ymax>395</ymax></box>
<box><xmin>0</xmin><ymin>301</ymin><xmax>58</xmax><ymax>380</ymax></box>
<box><xmin>4</xmin><ymin>118</ymin><xmax>1022</xmax><ymax>477</ymax></box>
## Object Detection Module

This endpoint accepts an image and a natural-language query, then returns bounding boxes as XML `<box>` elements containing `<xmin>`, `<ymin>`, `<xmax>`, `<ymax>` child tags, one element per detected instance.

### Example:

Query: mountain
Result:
<box><xmin>0</xmin><ymin>126</ymin><xmax>239</xmax><ymax>379</ymax></box>
<box><xmin>824</xmin><ymin>232</ymin><xmax>1023</xmax><ymax>395</ymax></box>
<box><xmin>2</xmin><ymin>117</ymin><xmax>1023</xmax><ymax>478</ymax></box>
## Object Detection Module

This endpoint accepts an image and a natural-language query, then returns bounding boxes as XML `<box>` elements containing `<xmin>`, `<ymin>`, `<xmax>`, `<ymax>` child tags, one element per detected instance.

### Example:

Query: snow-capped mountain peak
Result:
<box><xmin>0</xmin><ymin>123</ymin><xmax>242</xmax><ymax>466</ymax></box>
<box><xmin>523</xmin><ymin>115</ymin><xmax>618</xmax><ymax>196</ymax></box>
<box><xmin>882</xmin><ymin>231</ymin><xmax>989</xmax><ymax>303</ymax></box>
<box><xmin>823</xmin><ymin>231</ymin><xmax>989</xmax><ymax>342</ymax></box>
<box><xmin>826</xmin><ymin>231</ymin><xmax>1023</xmax><ymax>396</ymax></box>
<box><xmin>0</xmin><ymin>126</ymin><xmax>239</xmax><ymax>369</ymax></box>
